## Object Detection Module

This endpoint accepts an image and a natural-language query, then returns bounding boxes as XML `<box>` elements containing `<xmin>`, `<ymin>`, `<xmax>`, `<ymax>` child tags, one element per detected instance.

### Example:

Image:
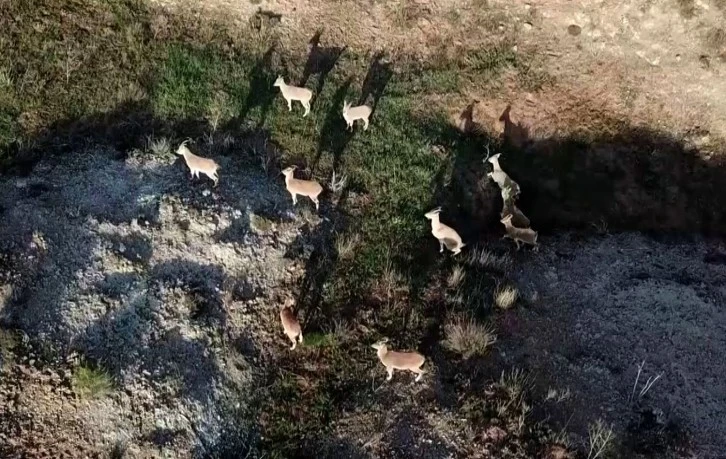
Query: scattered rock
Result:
<box><xmin>567</xmin><ymin>24</ymin><xmax>581</xmax><ymax>36</ymax></box>
<box><xmin>523</xmin><ymin>22</ymin><xmax>533</xmax><ymax>31</ymax></box>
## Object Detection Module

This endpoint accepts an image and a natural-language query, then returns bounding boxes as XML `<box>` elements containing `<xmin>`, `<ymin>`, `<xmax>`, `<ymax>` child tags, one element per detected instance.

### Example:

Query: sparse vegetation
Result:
<box><xmin>72</xmin><ymin>364</ymin><xmax>113</xmax><ymax>399</ymax></box>
<box><xmin>0</xmin><ymin>0</ymin><xmax>720</xmax><ymax>457</ymax></box>
<box><xmin>443</xmin><ymin>315</ymin><xmax>497</xmax><ymax>358</ymax></box>
<box><xmin>334</xmin><ymin>232</ymin><xmax>360</xmax><ymax>260</ymax></box>
<box><xmin>249</xmin><ymin>213</ymin><xmax>275</xmax><ymax>233</ymax></box>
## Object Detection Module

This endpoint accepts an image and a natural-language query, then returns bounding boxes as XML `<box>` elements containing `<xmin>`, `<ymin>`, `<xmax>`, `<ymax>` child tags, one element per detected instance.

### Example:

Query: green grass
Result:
<box><xmin>73</xmin><ymin>364</ymin><xmax>114</xmax><ymax>399</ymax></box>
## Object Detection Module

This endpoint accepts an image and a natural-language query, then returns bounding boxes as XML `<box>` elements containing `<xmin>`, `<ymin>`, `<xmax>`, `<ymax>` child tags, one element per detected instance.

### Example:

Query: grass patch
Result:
<box><xmin>443</xmin><ymin>315</ymin><xmax>497</xmax><ymax>358</ymax></box>
<box><xmin>334</xmin><ymin>232</ymin><xmax>361</xmax><ymax>260</ymax></box>
<box><xmin>494</xmin><ymin>284</ymin><xmax>519</xmax><ymax>309</ymax></box>
<box><xmin>447</xmin><ymin>265</ymin><xmax>466</xmax><ymax>289</ymax></box>
<box><xmin>302</xmin><ymin>332</ymin><xmax>338</xmax><ymax>348</ymax></box>
<box><xmin>73</xmin><ymin>364</ymin><xmax>114</xmax><ymax>399</ymax></box>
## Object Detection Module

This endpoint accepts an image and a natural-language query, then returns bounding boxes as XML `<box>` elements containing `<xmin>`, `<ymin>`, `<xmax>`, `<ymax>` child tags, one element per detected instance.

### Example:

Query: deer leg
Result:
<box><xmin>386</xmin><ymin>367</ymin><xmax>394</xmax><ymax>381</ymax></box>
<box><xmin>291</xmin><ymin>193</ymin><xmax>297</xmax><ymax>206</ymax></box>
<box><xmin>289</xmin><ymin>335</ymin><xmax>297</xmax><ymax>350</ymax></box>
<box><xmin>287</xmin><ymin>99</ymin><xmax>292</xmax><ymax>111</ymax></box>
<box><xmin>439</xmin><ymin>241</ymin><xmax>445</xmax><ymax>253</ymax></box>
<box><xmin>363</xmin><ymin>118</ymin><xmax>369</xmax><ymax>131</ymax></box>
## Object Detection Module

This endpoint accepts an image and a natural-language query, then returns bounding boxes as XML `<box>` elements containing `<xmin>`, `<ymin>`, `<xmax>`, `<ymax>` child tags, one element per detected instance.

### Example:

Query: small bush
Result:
<box><xmin>494</xmin><ymin>284</ymin><xmax>518</xmax><ymax>309</ymax></box>
<box><xmin>73</xmin><ymin>364</ymin><xmax>113</xmax><ymax>399</ymax></box>
<box><xmin>443</xmin><ymin>315</ymin><xmax>497</xmax><ymax>358</ymax></box>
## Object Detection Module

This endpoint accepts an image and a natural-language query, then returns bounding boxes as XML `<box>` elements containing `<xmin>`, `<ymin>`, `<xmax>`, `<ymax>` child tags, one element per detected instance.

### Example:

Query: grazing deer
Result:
<box><xmin>501</xmin><ymin>214</ymin><xmax>538</xmax><ymax>250</ymax></box>
<box><xmin>273</xmin><ymin>76</ymin><xmax>313</xmax><ymax>117</ymax></box>
<box><xmin>342</xmin><ymin>100</ymin><xmax>372</xmax><ymax>131</ymax></box>
<box><xmin>372</xmin><ymin>339</ymin><xmax>426</xmax><ymax>382</ymax></box>
<box><xmin>280</xmin><ymin>298</ymin><xmax>303</xmax><ymax>350</ymax></box>
<box><xmin>176</xmin><ymin>139</ymin><xmax>220</xmax><ymax>187</ymax></box>
<box><xmin>281</xmin><ymin>166</ymin><xmax>324</xmax><ymax>211</ymax></box>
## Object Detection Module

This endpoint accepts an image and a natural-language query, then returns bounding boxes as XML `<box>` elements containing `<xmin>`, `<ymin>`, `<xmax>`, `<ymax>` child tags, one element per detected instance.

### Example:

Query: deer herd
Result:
<box><xmin>173</xmin><ymin>69</ymin><xmax>539</xmax><ymax>383</ymax></box>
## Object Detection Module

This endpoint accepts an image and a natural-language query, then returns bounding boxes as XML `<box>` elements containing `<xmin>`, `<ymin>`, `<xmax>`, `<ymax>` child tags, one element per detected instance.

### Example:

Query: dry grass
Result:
<box><xmin>468</xmin><ymin>248</ymin><xmax>512</xmax><ymax>272</ymax></box>
<box><xmin>447</xmin><ymin>265</ymin><xmax>466</xmax><ymax>289</ymax></box>
<box><xmin>494</xmin><ymin>284</ymin><xmax>518</xmax><ymax>310</ymax></box>
<box><xmin>147</xmin><ymin>136</ymin><xmax>171</xmax><ymax>157</ymax></box>
<box><xmin>249</xmin><ymin>213</ymin><xmax>274</xmax><ymax>233</ymax></box>
<box><xmin>443</xmin><ymin>315</ymin><xmax>497</xmax><ymax>359</ymax></box>
<box><xmin>335</xmin><ymin>232</ymin><xmax>360</xmax><ymax>260</ymax></box>
<box><xmin>587</xmin><ymin>420</ymin><xmax>615</xmax><ymax>459</ymax></box>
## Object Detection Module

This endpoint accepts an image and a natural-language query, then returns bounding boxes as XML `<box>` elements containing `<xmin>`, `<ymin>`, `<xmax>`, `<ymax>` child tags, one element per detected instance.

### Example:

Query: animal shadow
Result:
<box><xmin>315</xmin><ymin>77</ymin><xmax>355</xmax><ymax>172</ymax></box>
<box><xmin>238</xmin><ymin>45</ymin><xmax>277</xmax><ymax>128</ymax></box>
<box><xmin>300</xmin><ymin>29</ymin><xmax>346</xmax><ymax>100</ymax></box>
<box><xmin>358</xmin><ymin>51</ymin><xmax>393</xmax><ymax>115</ymax></box>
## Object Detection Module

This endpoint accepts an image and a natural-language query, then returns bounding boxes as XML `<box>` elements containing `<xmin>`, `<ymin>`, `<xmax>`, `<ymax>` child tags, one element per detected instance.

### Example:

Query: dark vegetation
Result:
<box><xmin>0</xmin><ymin>0</ymin><xmax>723</xmax><ymax>457</ymax></box>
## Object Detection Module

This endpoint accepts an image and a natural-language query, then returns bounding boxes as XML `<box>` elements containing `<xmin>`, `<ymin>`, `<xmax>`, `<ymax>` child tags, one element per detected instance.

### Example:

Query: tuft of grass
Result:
<box><xmin>587</xmin><ymin>420</ymin><xmax>615</xmax><ymax>459</ymax></box>
<box><xmin>494</xmin><ymin>284</ymin><xmax>518</xmax><ymax>310</ymax></box>
<box><xmin>443</xmin><ymin>315</ymin><xmax>497</xmax><ymax>358</ymax></box>
<box><xmin>335</xmin><ymin>232</ymin><xmax>361</xmax><ymax>260</ymax></box>
<box><xmin>468</xmin><ymin>248</ymin><xmax>512</xmax><ymax>272</ymax></box>
<box><xmin>303</xmin><ymin>332</ymin><xmax>338</xmax><ymax>348</ymax></box>
<box><xmin>447</xmin><ymin>265</ymin><xmax>466</xmax><ymax>289</ymax></box>
<box><xmin>73</xmin><ymin>364</ymin><xmax>114</xmax><ymax>399</ymax></box>
<box><xmin>249</xmin><ymin>213</ymin><xmax>274</xmax><ymax>233</ymax></box>
<box><xmin>147</xmin><ymin>136</ymin><xmax>171</xmax><ymax>156</ymax></box>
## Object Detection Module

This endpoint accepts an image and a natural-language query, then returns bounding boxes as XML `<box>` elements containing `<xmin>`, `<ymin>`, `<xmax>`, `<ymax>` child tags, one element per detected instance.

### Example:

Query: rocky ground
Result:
<box><xmin>0</xmin><ymin>144</ymin><xmax>309</xmax><ymax>457</ymax></box>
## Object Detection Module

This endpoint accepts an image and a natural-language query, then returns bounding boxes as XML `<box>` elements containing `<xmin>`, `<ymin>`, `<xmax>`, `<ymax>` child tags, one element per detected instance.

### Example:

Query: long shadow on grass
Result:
<box><xmin>299</xmin><ymin>29</ymin><xmax>346</xmax><ymax>102</ymax></box>
<box><xmin>359</xmin><ymin>51</ymin><xmax>393</xmax><ymax>116</ymax></box>
<box><xmin>238</xmin><ymin>45</ymin><xmax>277</xmax><ymax>129</ymax></box>
<box><xmin>314</xmin><ymin>77</ymin><xmax>355</xmax><ymax>173</ymax></box>
<box><xmin>292</xmin><ymin>185</ymin><xmax>351</xmax><ymax>331</ymax></box>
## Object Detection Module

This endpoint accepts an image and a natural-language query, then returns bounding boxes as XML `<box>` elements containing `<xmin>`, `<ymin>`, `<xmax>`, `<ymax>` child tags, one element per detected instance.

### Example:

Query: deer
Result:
<box><xmin>176</xmin><ymin>139</ymin><xmax>220</xmax><ymax>187</ymax></box>
<box><xmin>501</xmin><ymin>198</ymin><xmax>531</xmax><ymax>229</ymax></box>
<box><xmin>501</xmin><ymin>214</ymin><xmax>538</xmax><ymax>250</ymax></box>
<box><xmin>342</xmin><ymin>100</ymin><xmax>372</xmax><ymax>131</ymax></box>
<box><xmin>371</xmin><ymin>339</ymin><xmax>426</xmax><ymax>382</ymax></box>
<box><xmin>486</xmin><ymin>153</ymin><xmax>521</xmax><ymax>201</ymax></box>
<box><xmin>281</xmin><ymin>166</ymin><xmax>323</xmax><ymax>211</ymax></box>
<box><xmin>273</xmin><ymin>76</ymin><xmax>313</xmax><ymax>117</ymax></box>
<box><xmin>280</xmin><ymin>298</ymin><xmax>303</xmax><ymax>350</ymax></box>
<box><xmin>424</xmin><ymin>207</ymin><xmax>465</xmax><ymax>255</ymax></box>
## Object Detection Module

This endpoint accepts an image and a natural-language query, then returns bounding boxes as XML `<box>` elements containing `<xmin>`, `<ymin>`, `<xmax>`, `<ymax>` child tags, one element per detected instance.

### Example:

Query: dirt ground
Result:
<box><xmin>0</xmin><ymin>145</ymin><xmax>306</xmax><ymax>457</ymax></box>
<box><xmin>150</xmin><ymin>0</ymin><xmax>726</xmax><ymax>141</ymax></box>
<box><xmin>503</xmin><ymin>233</ymin><xmax>726</xmax><ymax>458</ymax></box>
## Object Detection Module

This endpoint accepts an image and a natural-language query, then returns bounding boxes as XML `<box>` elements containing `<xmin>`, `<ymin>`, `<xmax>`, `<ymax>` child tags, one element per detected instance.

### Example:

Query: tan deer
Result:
<box><xmin>372</xmin><ymin>339</ymin><xmax>426</xmax><ymax>382</ymax></box>
<box><xmin>486</xmin><ymin>153</ymin><xmax>520</xmax><ymax>201</ymax></box>
<box><xmin>281</xmin><ymin>166</ymin><xmax>324</xmax><ymax>211</ymax></box>
<box><xmin>501</xmin><ymin>214</ymin><xmax>538</xmax><ymax>250</ymax></box>
<box><xmin>176</xmin><ymin>139</ymin><xmax>220</xmax><ymax>186</ymax></box>
<box><xmin>273</xmin><ymin>76</ymin><xmax>313</xmax><ymax>117</ymax></box>
<box><xmin>342</xmin><ymin>100</ymin><xmax>372</xmax><ymax>131</ymax></box>
<box><xmin>501</xmin><ymin>198</ymin><xmax>531</xmax><ymax>229</ymax></box>
<box><xmin>280</xmin><ymin>298</ymin><xmax>303</xmax><ymax>350</ymax></box>
<box><xmin>424</xmin><ymin>207</ymin><xmax>465</xmax><ymax>255</ymax></box>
